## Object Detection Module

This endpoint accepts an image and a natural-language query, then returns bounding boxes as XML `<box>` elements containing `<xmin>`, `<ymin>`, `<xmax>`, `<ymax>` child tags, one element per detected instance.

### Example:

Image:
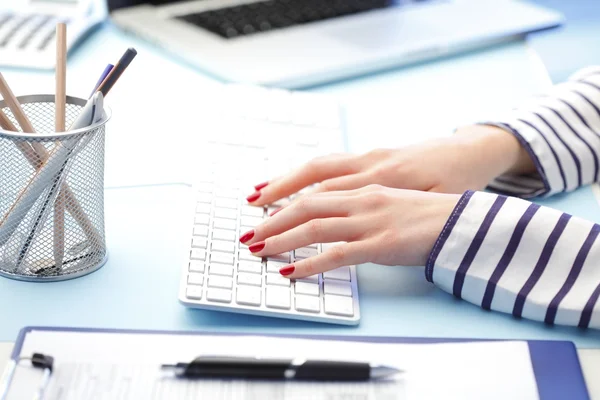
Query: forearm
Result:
<box><xmin>427</xmin><ymin>190</ymin><xmax>600</xmax><ymax>329</ymax></box>
<box><xmin>454</xmin><ymin>124</ymin><xmax>536</xmax><ymax>176</ymax></box>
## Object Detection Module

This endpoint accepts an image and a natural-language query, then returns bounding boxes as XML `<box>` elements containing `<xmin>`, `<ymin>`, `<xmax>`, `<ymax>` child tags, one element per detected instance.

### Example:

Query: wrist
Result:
<box><xmin>425</xmin><ymin>190</ymin><xmax>473</xmax><ymax>282</ymax></box>
<box><xmin>454</xmin><ymin>124</ymin><xmax>536</xmax><ymax>177</ymax></box>
<box><xmin>419</xmin><ymin>192</ymin><xmax>464</xmax><ymax>266</ymax></box>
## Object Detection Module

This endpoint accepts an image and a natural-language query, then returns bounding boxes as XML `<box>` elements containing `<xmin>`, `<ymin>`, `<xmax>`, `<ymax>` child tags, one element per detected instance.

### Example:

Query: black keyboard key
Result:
<box><xmin>176</xmin><ymin>0</ymin><xmax>398</xmax><ymax>39</ymax></box>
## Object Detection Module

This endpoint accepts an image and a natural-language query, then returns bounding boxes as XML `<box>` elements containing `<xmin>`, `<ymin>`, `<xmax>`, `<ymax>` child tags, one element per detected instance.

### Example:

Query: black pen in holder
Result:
<box><xmin>0</xmin><ymin>95</ymin><xmax>110</xmax><ymax>281</ymax></box>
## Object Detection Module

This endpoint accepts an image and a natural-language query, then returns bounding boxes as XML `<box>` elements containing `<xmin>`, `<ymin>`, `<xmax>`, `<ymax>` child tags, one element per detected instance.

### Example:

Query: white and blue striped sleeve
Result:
<box><xmin>427</xmin><ymin>190</ymin><xmax>600</xmax><ymax>329</ymax></box>
<box><xmin>484</xmin><ymin>66</ymin><xmax>600</xmax><ymax>198</ymax></box>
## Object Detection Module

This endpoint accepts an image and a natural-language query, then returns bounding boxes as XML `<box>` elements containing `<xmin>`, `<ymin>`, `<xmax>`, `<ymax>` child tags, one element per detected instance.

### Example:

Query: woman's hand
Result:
<box><xmin>247</xmin><ymin>125</ymin><xmax>535</xmax><ymax>206</ymax></box>
<box><xmin>241</xmin><ymin>185</ymin><xmax>461</xmax><ymax>279</ymax></box>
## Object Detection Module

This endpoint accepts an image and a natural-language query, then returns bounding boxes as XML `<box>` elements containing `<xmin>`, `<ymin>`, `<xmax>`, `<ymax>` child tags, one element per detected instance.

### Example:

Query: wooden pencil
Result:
<box><xmin>0</xmin><ymin>73</ymin><xmax>47</xmax><ymax>158</ymax></box>
<box><xmin>0</xmin><ymin>111</ymin><xmax>41</xmax><ymax>168</ymax></box>
<box><xmin>54</xmin><ymin>22</ymin><xmax>67</xmax><ymax>269</ymax></box>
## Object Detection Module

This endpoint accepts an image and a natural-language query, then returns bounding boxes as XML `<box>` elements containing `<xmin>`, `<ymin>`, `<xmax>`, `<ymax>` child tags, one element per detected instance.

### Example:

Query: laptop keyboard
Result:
<box><xmin>176</xmin><ymin>0</ymin><xmax>395</xmax><ymax>39</ymax></box>
<box><xmin>179</xmin><ymin>84</ymin><xmax>360</xmax><ymax>325</ymax></box>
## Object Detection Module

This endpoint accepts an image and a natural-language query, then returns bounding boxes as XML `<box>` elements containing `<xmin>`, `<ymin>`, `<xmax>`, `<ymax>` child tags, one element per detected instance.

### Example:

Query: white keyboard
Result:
<box><xmin>178</xmin><ymin>84</ymin><xmax>360</xmax><ymax>325</ymax></box>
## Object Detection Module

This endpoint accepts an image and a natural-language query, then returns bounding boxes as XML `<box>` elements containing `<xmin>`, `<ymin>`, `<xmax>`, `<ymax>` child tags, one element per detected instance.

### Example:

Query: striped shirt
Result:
<box><xmin>427</xmin><ymin>66</ymin><xmax>600</xmax><ymax>329</ymax></box>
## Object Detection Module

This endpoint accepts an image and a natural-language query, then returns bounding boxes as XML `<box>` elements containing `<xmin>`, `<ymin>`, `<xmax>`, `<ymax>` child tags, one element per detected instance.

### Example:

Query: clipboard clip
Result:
<box><xmin>0</xmin><ymin>353</ymin><xmax>54</xmax><ymax>400</ymax></box>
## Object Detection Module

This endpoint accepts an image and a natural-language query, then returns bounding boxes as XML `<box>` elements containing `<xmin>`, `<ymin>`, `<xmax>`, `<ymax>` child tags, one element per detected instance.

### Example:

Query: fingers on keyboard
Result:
<box><xmin>284</xmin><ymin>243</ymin><xmax>365</xmax><ymax>279</ymax></box>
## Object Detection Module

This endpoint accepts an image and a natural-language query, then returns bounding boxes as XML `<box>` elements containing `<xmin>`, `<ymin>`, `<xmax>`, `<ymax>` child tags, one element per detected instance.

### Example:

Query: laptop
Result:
<box><xmin>109</xmin><ymin>0</ymin><xmax>562</xmax><ymax>88</ymax></box>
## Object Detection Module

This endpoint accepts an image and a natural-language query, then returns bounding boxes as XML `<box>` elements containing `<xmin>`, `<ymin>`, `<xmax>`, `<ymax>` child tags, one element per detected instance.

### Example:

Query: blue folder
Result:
<box><xmin>7</xmin><ymin>326</ymin><xmax>591</xmax><ymax>400</ymax></box>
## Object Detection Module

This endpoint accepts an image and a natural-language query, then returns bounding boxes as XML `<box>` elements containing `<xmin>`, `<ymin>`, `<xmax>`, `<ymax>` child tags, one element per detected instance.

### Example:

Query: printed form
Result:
<box><xmin>4</xmin><ymin>331</ymin><xmax>539</xmax><ymax>400</ymax></box>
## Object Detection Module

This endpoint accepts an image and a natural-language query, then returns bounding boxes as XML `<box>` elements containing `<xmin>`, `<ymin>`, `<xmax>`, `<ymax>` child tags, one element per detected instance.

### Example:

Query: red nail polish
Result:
<box><xmin>246</xmin><ymin>191</ymin><xmax>261</xmax><ymax>203</ymax></box>
<box><xmin>279</xmin><ymin>265</ymin><xmax>295</xmax><ymax>276</ymax></box>
<box><xmin>239</xmin><ymin>230</ymin><xmax>255</xmax><ymax>243</ymax></box>
<box><xmin>254</xmin><ymin>181</ymin><xmax>269</xmax><ymax>191</ymax></box>
<box><xmin>249</xmin><ymin>241</ymin><xmax>265</xmax><ymax>253</ymax></box>
<box><xmin>269</xmin><ymin>207</ymin><xmax>282</xmax><ymax>217</ymax></box>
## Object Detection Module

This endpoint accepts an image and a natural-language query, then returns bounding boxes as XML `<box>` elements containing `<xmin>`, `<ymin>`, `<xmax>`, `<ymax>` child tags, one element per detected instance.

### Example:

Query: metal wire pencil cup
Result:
<box><xmin>0</xmin><ymin>95</ymin><xmax>109</xmax><ymax>281</ymax></box>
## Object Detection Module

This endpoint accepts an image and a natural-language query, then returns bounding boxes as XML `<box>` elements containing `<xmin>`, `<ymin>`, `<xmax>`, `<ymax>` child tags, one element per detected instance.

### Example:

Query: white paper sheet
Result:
<box><xmin>4</xmin><ymin>330</ymin><xmax>539</xmax><ymax>400</ymax></box>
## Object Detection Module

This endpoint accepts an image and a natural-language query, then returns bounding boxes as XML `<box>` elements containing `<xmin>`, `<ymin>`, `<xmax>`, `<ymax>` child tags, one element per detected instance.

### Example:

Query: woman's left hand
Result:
<box><xmin>241</xmin><ymin>184</ymin><xmax>460</xmax><ymax>279</ymax></box>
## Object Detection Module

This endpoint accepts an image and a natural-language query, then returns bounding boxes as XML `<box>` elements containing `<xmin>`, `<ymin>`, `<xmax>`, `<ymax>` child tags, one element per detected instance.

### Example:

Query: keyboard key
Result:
<box><xmin>213</xmin><ymin>229</ymin><xmax>236</xmax><ymax>241</ymax></box>
<box><xmin>210</xmin><ymin>252</ymin><xmax>234</xmax><ymax>265</ymax></box>
<box><xmin>188</xmin><ymin>273</ymin><xmax>204</xmax><ymax>285</ymax></box>
<box><xmin>186</xmin><ymin>285</ymin><xmax>203</xmax><ymax>300</ymax></box>
<box><xmin>266</xmin><ymin>273</ymin><xmax>291</xmax><ymax>287</ymax></box>
<box><xmin>267</xmin><ymin>253</ymin><xmax>290</xmax><ymax>263</ymax></box>
<box><xmin>190</xmin><ymin>249</ymin><xmax>206</xmax><ymax>261</ymax></box>
<box><xmin>295</xmin><ymin>281</ymin><xmax>319</xmax><ymax>296</ymax></box>
<box><xmin>212</xmin><ymin>240</ymin><xmax>235</xmax><ymax>253</ymax></box>
<box><xmin>207</xmin><ymin>288</ymin><xmax>232</xmax><ymax>303</ymax></box>
<box><xmin>294</xmin><ymin>247</ymin><xmax>317</xmax><ymax>259</ymax></box>
<box><xmin>216</xmin><ymin>177</ymin><xmax>241</xmax><ymax>189</ymax></box>
<box><xmin>192</xmin><ymin>237</ymin><xmax>208</xmax><ymax>249</ymax></box>
<box><xmin>214</xmin><ymin>218</ymin><xmax>237</xmax><ymax>230</ymax></box>
<box><xmin>236</xmin><ymin>286</ymin><xmax>262</xmax><ymax>306</ymax></box>
<box><xmin>189</xmin><ymin>261</ymin><xmax>205</xmax><ymax>273</ymax></box>
<box><xmin>239</xmin><ymin>249</ymin><xmax>261</xmax><ymax>262</ymax></box>
<box><xmin>215</xmin><ymin>198</ymin><xmax>238</xmax><ymax>209</ymax></box>
<box><xmin>241</xmin><ymin>205</ymin><xmax>264</xmax><ymax>217</ymax></box>
<box><xmin>324</xmin><ymin>281</ymin><xmax>352</xmax><ymax>297</ymax></box>
<box><xmin>266</xmin><ymin>286</ymin><xmax>291</xmax><ymax>309</ymax></box>
<box><xmin>197</xmin><ymin>193</ymin><xmax>213</xmax><ymax>204</ymax></box>
<box><xmin>324</xmin><ymin>294</ymin><xmax>354</xmax><ymax>317</ymax></box>
<box><xmin>323</xmin><ymin>266</ymin><xmax>351</xmax><ymax>281</ymax></box>
<box><xmin>240</xmin><ymin>216</ymin><xmax>263</xmax><ymax>227</ymax></box>
<box><xmin>209</xmin><ymin>263</ymin><xmax>234</xmax><ymax>277</ymax></box>
<box><xmin>194</xmin><ymin>214</ymin><xmax>210</xmax><ymax>226</ymax></box>
<box><xmin>208</xmin><ymin>275</ymin><xmax>233</xmax><ymax>289</ymax></box>
<box><xmin>215</xmin><ymin>188</ymin><xmax>239</xmax><ymax>199</ymax></box>
<box><xmin>238</xmin><ymin>260</ymin><xmax>262</xmax><ymax>274</ymax></box>
<box><xmin>237</xmin><ymin>273</ymin><xmax>262</xmax><ymax>287</ymax></box>
<box><xmin>295</xmin><ymin>294</ymin><xmax>320</xmax><ymax>313</ymax></box>
<box><xmin>193</xmin><ymin>225</ymin><xmax>209</xmax><ymax>237</ymax></box>
<box><xmin>266</xmin><ymin>260</ymin><xmax>287</xmax><ymax>273</ymax></box>
<box><xmin>196</xmin><ymin>203</ymin><xmax>212</xmax><ymax>214</ymax></box>
<box><xmin>298</xmin><ymin>274</ymin><xmax>320</xmax><ymax>284</ymax></box>
<box><xmin>214</xmin><ymin>208</ymin><xmax>238</xmax><ymax>220</ymax></box>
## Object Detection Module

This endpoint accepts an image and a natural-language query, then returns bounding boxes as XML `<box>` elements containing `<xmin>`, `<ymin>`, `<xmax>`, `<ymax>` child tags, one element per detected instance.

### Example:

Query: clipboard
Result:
<box><xmin>1</xmin><ymin>326</ymin><xmax>591</xmax><ymax>400</ymax></box>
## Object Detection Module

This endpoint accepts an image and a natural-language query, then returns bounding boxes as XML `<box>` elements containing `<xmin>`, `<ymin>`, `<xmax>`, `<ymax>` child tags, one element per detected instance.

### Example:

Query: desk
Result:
<box><xmin>0</xmin><ymin>22</ymin><xmax>599</xmax><ymax>397</ymax></box>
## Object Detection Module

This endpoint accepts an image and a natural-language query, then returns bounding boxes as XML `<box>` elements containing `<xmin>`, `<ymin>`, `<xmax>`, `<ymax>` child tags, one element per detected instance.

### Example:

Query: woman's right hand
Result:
<box><xmin>247</xmin><ymin>125</ymin><xmax>535</xmax><ymax>206</ymax></box>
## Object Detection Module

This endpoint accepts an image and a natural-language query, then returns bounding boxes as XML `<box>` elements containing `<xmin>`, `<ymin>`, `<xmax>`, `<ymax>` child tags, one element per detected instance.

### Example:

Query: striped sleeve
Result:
<box><xmin>484</xmin><ymin>66</ymin><xmax>600</xmax><ymax>198</ymax></box>
<box><xmin>426</xmin><ymin>190</ymin><xmax>600</xmax><ymax>329</ymax></box>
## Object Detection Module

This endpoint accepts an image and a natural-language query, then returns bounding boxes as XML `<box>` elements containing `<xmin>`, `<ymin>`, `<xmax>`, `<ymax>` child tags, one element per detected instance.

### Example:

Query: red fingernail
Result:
<box><xmin>279</xmin><ymin>265</ymin><xmax>295</xmax><ymax>276</ymax></box>
<box><xmin>254</xmin><ymin>181</ymin><xmax>269</xmax><ymax>191</ymax></box>
<box><xmin>246</xmin><ymin>191</ymin><xmax>261</xmax><ymax>203</ymax></box>
<box><xmin>249</xmin><ymin>241</ymin><xmax>265</xmax><ymax>253</ymax></box>
<box><xmin>269</xmin><ymin>207</ymin><xmax>282</xmax><ymax>217</ymax></box>
<box><xmin>239</xmin><ymin>230</ymin><xmax>254</xmax><ymax>243</ymax></box>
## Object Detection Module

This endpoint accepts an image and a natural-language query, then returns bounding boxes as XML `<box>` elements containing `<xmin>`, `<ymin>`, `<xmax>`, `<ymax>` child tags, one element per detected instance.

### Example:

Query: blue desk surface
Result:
<box><xmin>0</xmin><ymin>184</ymin><xmax>598</xmax><ymax>347</ymax></box>
<box><xmin>1</xmin><ymin>21</ymin><xmax>599</xmax><ymax>347</ymax></box>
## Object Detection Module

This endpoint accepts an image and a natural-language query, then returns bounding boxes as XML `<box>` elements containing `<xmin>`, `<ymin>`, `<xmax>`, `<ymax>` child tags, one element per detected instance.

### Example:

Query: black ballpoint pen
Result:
<box><xmin>161</xmin><ymin>356</ymin><xmax>401</xmax><ymax>381</ymax></box>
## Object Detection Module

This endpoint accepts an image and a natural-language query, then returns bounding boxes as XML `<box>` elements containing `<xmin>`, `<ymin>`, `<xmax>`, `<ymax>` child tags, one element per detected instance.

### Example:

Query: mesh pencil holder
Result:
<box><xmin>0</xmin><ymin>95</ymin><xmax>110</xmax><ymax>281</ymax></box>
